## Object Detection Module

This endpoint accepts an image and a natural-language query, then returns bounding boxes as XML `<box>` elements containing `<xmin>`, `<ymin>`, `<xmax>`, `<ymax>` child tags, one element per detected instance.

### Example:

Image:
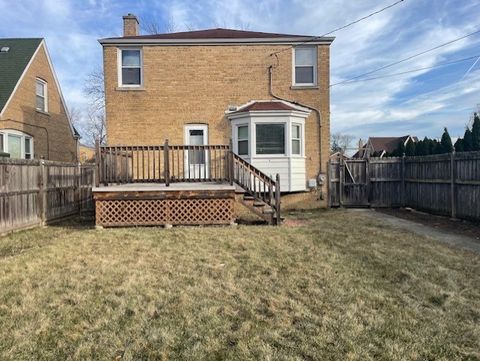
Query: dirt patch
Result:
<box><xmin>282</xmin><ymin>218</ymin><xmax>310</xmax><ymax>227</ymax></box>
<box><xmin>377</xmin><ymin>208</ymin><xmax>480</xmax><ymax>241</ymax></box>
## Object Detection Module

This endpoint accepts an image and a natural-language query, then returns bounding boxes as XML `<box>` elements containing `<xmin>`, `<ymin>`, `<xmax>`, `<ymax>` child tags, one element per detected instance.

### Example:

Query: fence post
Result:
<box><xmin>401</xmin><ymin>153</ymin><xmax>406</xmax><ymax>207</ymax></box>
<box><xmin>327</xmin><ymin>160</ymin><xmax>332</xmax><ymax>208</ymax></box>
<box><xmin>95</xmin><ymin>139</ymin><xmax>101</xmax><ymax>187</ymax></box>
<box><xmin>228</xmin><ymin>139</ymin><xmax>234</xmax><ymax>186</ymax></box>
<box><xmin>275</xmin><ymin>173</ymin><xmax>281</xmax><ymax>225</ymax></box>
<box><xmin>450</xmin><ymin>151</ymin><xmax>456</xmax><ymax>219</ymax></box>
<box><xmin>76</xmin><ymin>162</ymin><xmax>81</xmax><ymax>214</ymax></box>
<box><xmin>38</xmin><ymin>160</ymin><xmax>47</xmax><ymax>225</ymax></box>
<box><xmin>339</xmin><ymin>157</ymin><xmax>344</xmax><ymax>207</ymax></box>
<box><xmin>164</xmin><ymin>139</ymin><xmax>170</xmax><ymax>186</ymax></box>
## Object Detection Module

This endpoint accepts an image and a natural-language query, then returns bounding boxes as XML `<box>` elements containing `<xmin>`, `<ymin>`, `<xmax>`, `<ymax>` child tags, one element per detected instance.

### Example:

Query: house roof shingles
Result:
<box><xmin>240</xmin><ymin>101</ymin><xmax>299</xmax><ymax>112</ymax></box>
<box><xmin>106</xmin><ymin>28</ymin><xmax>312</xmax><ymax>40</ymax></box>
<box><xmin>0</xmin><ymin>38</ymin><xmax>42</xmax><ymax>113</ymax></box>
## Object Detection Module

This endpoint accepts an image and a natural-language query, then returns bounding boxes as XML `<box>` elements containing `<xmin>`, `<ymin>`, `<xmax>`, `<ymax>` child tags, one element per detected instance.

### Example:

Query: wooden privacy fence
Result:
<box><xmin>329</xmin><ymin>151</ymin><xmax>480</xmax><ymax>221</ymax></box>
<box><xmin>0</xmin><ymin>159</ymin><xmax>95</xmax><ymax>233</ymax></box>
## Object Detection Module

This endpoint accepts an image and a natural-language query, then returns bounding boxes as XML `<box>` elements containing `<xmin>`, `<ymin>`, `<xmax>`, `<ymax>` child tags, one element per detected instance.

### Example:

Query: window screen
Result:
<box><xmin>294</xmin><ymin>47</ymin><xmax>316</xmax><ymax>85</ymax></box>
<box><xmin>256</xmin><ymin>124</ymin><xmax>285</xmax><ymax>155</ymax></box>
<box><xmin>121</xmin><ymin>49</ymin><xmax>141</xmax><ymax>85</ymax></box>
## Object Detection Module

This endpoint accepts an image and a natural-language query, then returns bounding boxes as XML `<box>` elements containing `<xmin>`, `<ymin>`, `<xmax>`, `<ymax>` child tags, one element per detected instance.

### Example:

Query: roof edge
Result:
<box><xmin>98</xmin><ymin>36</ymin><xmax>335</xmax><ymax>46</ymax></box>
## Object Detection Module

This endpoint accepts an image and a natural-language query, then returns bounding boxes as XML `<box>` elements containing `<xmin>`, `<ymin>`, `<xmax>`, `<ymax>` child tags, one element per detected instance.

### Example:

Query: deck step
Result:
<box><xmin>243</xmin><ymin>195</ymin><xmax>255</xmax><ymax>201</ymax></box>
<box><xmin>253</xmin><ymin>202</ymin><xmax>265</xmax><ymax>207</ymax></box>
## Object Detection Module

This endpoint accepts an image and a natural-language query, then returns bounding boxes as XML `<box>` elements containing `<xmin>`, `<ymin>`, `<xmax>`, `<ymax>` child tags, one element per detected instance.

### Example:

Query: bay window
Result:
<box><xmin>292</xmin><ymin>124</ymin><xmax>301</xmax><ymax>155</ymax></box>
<box><xmin>237</xmin><ymin>125</ymin><xmax>249</xmax><ymax>155</ymax></box>
<box><xmin>0</xmin><ymin>130</ymin><xmax>34</xmax><ymax>159</ymax></box>
<box><xmin>293</xmin><ymin>46</ymin><xmax>317</xmax><ymax>86</ymax></box>
<box><xmin>256</xmin><ymin>124</ymin><xmax>285</xmax><ymax>155</ymax></box>
<box><xmin>119</xmin><ymin>48</ymin><xmax>142</xmax><ymax>86</ymax></box>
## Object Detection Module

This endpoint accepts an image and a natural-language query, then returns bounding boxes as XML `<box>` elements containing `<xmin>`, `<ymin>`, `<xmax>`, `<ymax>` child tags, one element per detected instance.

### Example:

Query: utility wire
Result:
<box><xmin>269</xmin><ymin>0</ymin><xmax>406</xmax><ymax>56</ymax></box>
<box><xmin>331</xmin><ymin>28</ymin><xmax>480</xmax><ymax>86</ymax></box>
<box><xmin>333</xmin><ymin>54</ymin><xmax>480</xmax><ymax>85</ymax></box>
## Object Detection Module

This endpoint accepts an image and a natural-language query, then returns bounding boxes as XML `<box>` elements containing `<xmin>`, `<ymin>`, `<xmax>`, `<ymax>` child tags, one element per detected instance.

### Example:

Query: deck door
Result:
<box><xmin>184</xmin><ymin>125</ymin><xmax>209</xmax><ymax>179</ymax></box>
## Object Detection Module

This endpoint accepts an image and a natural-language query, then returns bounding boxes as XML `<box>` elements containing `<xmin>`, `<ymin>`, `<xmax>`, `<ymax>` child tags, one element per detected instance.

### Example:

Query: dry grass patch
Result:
<box><xmin>0</xmin><ymin>210</ymin><xmax>479</xmax><ymax>360</ymax></box>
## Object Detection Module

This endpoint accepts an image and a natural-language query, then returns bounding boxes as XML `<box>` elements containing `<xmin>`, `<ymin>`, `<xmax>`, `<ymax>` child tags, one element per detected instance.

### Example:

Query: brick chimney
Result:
<box><xmin>123</xmin><ymin>13</ymin><xmax>139</xmax><ymax>37</ymax></box>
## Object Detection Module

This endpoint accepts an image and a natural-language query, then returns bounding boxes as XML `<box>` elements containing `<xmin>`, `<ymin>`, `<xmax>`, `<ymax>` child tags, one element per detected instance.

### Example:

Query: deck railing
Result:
<box><xmin>96</xmin><ymin>140</ymin><xmax>281</xmax><ymax>224</ymax></box>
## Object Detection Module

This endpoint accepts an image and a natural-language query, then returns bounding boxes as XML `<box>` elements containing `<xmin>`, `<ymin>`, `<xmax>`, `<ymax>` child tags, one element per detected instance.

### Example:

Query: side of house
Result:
<box><xmin>0</xmin><ymin>38</ymin><xmax>78</xmax><ymax>162</ymax></box>
<box><xmin>99</xmin><ymin>15</ymin><xmax>333</xmax><ymax>207</ymax></box>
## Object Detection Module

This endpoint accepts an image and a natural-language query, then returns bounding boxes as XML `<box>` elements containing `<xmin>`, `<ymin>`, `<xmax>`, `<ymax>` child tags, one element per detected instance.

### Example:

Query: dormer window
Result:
<box><xmin>35</xmin><ymin>78</ymin><xmax>47</xmax><ymax>112</ymax></box>
<box><xmin>293</xmin><ymin>46</ymin><xmax>317</xmax><ymax>86</ymax></box>
<box><xmin>119</xmin><ymin>48</ymin><xmax>142</xmax><ymax>87</ymax></box>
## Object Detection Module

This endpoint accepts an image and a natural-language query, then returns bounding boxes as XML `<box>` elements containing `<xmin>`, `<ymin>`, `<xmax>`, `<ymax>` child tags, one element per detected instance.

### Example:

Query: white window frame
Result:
<box><xmin>0</xmin><ymin>129</ymin><xmax>34</xmax><ymax>159</ymax></box>
<box><xmin>117</xmin><ymin>47</ymin><xmax>143</xmax><ymax>88</ymax></box>
<box><xmin>292</xmin><ymin>46</ymin><xmax>317</xmax><ymax>86</ymax></box>
<box><xmin>236</xmin><ymin>124</ymin><xmax>249</xmax><ymax>156</ymax></box>
<box><xmin>291</xmin><ymin>123</ymin><xmax>303</xmax><ymax>156</ymax></box>
<box><xmin>35</xmin><ymin>78</ymin><xmax>48</xmax><ymax>112</ymax></box>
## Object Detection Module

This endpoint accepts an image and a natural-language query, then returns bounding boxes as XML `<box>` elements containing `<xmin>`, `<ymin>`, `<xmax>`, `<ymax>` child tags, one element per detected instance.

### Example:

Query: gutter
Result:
<box><xmin>268</xmin><ymin>65</ymin><xmax>325</xmax><ymax>176</ymax></box>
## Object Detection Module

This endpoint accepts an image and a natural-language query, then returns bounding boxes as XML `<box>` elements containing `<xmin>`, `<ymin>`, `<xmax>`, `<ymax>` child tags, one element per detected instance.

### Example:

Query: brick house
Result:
<box><xmin>0</xmin><ymin>38</ymin><xmax>79</xmax><ymax>162</ymax></box>
<box><xmin>98</xmin><ymin>14</ymin><xmax>334</xmax><ymax>209</ymax></box>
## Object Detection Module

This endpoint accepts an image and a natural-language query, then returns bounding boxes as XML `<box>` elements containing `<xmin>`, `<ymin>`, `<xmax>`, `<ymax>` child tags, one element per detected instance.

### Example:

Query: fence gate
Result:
<box><xmin>328</xmin><ymin>159</ymin><xmax>369</xmax><ymax>207</ymax></box>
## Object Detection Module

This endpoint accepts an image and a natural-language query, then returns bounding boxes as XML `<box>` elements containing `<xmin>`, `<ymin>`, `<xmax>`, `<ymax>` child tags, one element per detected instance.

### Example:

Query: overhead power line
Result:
<box><xmin>270</xmin><ymin>0</ymin><xmax>406</xmax><ymax>56</ymax></box>
<box><xmin>333</xmin><ymin>54</ymin><xmax>480</xmax><ymax>85</ymax></box>
<box><xmin>331</xmin><ymin>28</ymin><xmax>480</xmax><ymax>86</ymax></box>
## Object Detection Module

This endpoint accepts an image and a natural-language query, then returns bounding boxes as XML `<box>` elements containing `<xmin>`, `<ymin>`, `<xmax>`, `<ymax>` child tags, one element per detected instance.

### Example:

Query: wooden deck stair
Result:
<box><xmin>231</xmin><ymin>153</ymin><xmax>281</xmax><ymax>225</ymax></box>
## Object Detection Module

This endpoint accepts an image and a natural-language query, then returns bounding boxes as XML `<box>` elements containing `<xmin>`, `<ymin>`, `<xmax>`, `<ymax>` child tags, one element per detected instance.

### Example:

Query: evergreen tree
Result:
<box><xmin>440</xmin><ymin>128</ymin><xmax>453</xmax><ymax>153</ymax></box>
<box><xmin>472</xmin><ymin>113</ymin><xmax>480</xmax><ymax>151</ymax></box>
<box><xmin>395</xmin><ymin>140</ymin><xmax>406</xmax><ymax>156</ymax></box>
<box><xmin>463</xmin><ymin>128</ymin><xmax>474</xmax><ymax>151</ymax></box>
<box><xmin>454</xmin><ymin>138</ymin><xmax>464</xmax><ymax>152</ymax></box>
<box><xmin>405</xmin><ymin>139</ymin><xmax>416</xmax><ymax>156</ymax></box>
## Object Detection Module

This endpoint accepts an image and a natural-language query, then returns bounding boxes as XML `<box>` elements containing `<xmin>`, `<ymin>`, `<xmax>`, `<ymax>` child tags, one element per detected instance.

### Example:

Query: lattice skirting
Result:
<box><xmin>95</xmin><ymin>198</ymin><xmax>234</xmax><ymax>227</ymax></box>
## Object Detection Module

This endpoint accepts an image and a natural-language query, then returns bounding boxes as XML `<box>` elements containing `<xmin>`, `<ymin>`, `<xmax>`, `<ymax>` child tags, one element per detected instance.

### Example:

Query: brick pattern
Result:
<box><xmin>104</xmin><ymin>43</ymin><xmax>331</xmax><ymax>204</ymax></box>
<box><xmin>1</xmin><ymin>44</ymin><xmax>77</xmax><ymax>162</ymax></box>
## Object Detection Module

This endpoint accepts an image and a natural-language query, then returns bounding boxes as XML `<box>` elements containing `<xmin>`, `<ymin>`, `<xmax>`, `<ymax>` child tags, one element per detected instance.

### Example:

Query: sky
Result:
<box><xmin>0</xmin><ymin>0</ymin><xmax>479</xmax><ymax>144</ymax></box>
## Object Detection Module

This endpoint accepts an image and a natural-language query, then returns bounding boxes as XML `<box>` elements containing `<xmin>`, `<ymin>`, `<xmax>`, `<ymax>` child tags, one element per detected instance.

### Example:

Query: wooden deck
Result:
<box><xmin>93</xmin><ymin>182</ymin><xmax>236</xmax><ymax>227</ymax></box>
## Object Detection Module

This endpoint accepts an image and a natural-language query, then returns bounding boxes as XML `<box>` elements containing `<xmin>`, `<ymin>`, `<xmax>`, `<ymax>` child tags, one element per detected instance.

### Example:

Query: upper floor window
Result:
<box><xmin>36</xmin><ymin>78</ymin><xmax>47</xmax><ymax>112</ymax></box>
<box><xmin>293</xmin><ymin>47</ymin><xmax>317</xmax><ymax>86</ymax></box>
<box><xmin>0</xmin><ymin>130</ymin><xmax>34</xmax><ymax>159</ymax></box>
<box><xmin>119</xmin><ymin>48</ymin><xmax>142</xmax><ymax>86</ymax></box>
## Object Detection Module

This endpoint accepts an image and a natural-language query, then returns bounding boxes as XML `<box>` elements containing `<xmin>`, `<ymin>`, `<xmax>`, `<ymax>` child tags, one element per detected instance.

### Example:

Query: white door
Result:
<box><xmin>184</xmin><ymin>125</ymin><xmax>208</xmax><ymax>179</ymax></box>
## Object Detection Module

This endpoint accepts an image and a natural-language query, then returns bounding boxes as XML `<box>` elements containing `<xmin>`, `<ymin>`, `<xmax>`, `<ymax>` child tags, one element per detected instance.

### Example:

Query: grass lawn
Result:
<box><xmin>0</xmin><ymin>209</ymin><xmax>479</xmax><ymax>360</ymax></box>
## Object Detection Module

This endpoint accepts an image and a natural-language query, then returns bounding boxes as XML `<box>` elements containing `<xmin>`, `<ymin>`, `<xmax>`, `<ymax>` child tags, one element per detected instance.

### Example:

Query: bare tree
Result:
<box><xmin>331</xmin><ymin>132</ymin><xmax>355</xmax><ymax>154</ymax></box>
<box><xmin>67</xmin><ymin>106</ymin><xmax>82</xmax><ymax>128</ymax></box>
<box><xmin>83</xmin><ymin>66</ymin><xmax>106</xmax><ymax>145</ymax></box>
<box><xmin>140</xmin><ymin>16</ymin><xmax>177</xmax><ymax>34</ymax></box>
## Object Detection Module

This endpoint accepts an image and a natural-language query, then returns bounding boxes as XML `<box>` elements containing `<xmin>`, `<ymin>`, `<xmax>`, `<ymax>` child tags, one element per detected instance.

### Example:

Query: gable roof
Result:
<box><xmin>99</xmin><ymin>28</ymin><xmax>334</xmax><ymax>45</ymax></box>
<box><xmin>0</xmin><ymin>38</ymin><xmax>42</xmax><ymax>113</ymax></box>
<box><xmin>369</xmin><ymin>135</ymin><xmax>418</xmax><ymax>153</ymax></box>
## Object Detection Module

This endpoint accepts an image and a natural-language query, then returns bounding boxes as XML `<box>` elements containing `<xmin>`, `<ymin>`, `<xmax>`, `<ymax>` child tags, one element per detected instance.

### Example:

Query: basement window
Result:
<box><xmin>293</xmin><ymin>46</ymin><xmax>317</xmax><ymax>86</ymax></box>
<box><xmin>35</xmin><ymin>78</ymin><xmax>47</xmax><ymax>112</ymax></box>
<box><xmin>119</xmin><ymin>48</ymin><xmax>142</xmax><ymax>86</ymax></box>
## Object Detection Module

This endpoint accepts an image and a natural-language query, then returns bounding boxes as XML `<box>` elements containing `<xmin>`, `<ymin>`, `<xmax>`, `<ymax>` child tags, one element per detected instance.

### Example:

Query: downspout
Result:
<box><xmin>1</xmin><ymin>118</ymin><xmax>49</xmax><ymax>159</ymax></box>
<box><xmin>268</xmin><ymin>64</ymin><xmax>325</xmax><ymax>178</ymax></box>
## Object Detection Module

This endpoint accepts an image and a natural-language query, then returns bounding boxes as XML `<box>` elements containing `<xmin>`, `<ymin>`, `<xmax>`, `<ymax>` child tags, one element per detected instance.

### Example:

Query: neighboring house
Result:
<box><xmin>353</xmin><ymin>135</ymin><xmax>418</xmax><ymax>158</ymax></box>
<box><xmin>99</xmin><ymin>14</ymin><xmax>333</xmax><ymax>197</ymax></box>
<box><xmin>0</xmin><ymin>38</ymin><xmax>78</xmax><ymax>162</ymax></box>
<box><xmin>79</xmin><ymin>143</ymin><xmax>95</xmax><ymax>163</ymax></box>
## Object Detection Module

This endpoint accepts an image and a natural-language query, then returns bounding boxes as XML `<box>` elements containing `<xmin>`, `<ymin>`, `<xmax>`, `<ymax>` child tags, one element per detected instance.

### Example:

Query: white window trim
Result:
<box><xmin>117</xmin><ymin>47</ymin><xmax>143</xmax><ymax>88</ymax></box>
<box><xmin>292</xmin><ymin>46</ymin><xmax>317</xmax><ymax>87</ymax></box>
<box><xmin>35</xmin><ymin>78</ymin><xmax>48</xmax><ymax>113</ymax></box>
<box><xmin>0</xmin><ymin>129</ymin><xmax>34</xmax><ymax>159</ymax></box>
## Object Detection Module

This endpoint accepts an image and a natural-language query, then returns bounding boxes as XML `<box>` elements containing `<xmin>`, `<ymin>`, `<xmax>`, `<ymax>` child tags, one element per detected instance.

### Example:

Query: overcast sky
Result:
<box><xmin>1</xmin><ymin>0</ymin><xmax>479</xmax><ymax>141</ymax></box>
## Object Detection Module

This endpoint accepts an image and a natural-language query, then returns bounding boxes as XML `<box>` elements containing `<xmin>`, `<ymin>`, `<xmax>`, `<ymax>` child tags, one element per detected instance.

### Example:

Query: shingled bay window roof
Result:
<box><xmin>99</xmin><ymin>28</ymin><xmax>335</xmax><ymax>44</ymax></box>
